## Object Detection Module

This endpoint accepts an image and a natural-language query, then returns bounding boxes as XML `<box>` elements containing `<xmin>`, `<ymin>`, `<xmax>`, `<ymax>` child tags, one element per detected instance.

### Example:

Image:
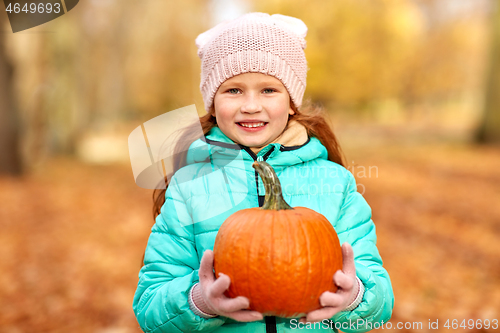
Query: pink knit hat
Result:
<box><xmin>195</xmin><ymin>12</ymin><xmax>308</xmax><ymax>112</ymax></box>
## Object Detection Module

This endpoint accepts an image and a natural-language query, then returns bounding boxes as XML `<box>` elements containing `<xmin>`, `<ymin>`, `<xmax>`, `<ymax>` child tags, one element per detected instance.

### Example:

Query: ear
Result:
<box><xmin>288</xmin><ymin>107</ymin><xmax>295</xmax><ymax>116</ymax></box>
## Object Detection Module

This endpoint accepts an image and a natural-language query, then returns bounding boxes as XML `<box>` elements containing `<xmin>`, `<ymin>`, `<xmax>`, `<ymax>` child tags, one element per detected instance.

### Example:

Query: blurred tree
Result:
<box><xmin>2</xmin><ymin>0</ymin><xmax>490</xmax><ymax>165</ymax></box>
<box><xmin>252</xmin><ymin>0</ymin><xmax>487</xmax><ymax>119</ymax></box>
<box><xmin>11</xmin><ymin>0</ymin><xmax>209</xmax><ymax>160</ymax></box>
<box><xmin>124</xmin><ymin>0</ymin><xmax>210</xmax><ymax>117</ymax></box>
<box><xmin>476</xmin><ymin>0</ymin><xmax>500</xmax><ymax>144</ymax></box>
<box><xmin>0</xmin><ymin>13</ymin><xmax>22</xmax><ymax>174</ymax></box>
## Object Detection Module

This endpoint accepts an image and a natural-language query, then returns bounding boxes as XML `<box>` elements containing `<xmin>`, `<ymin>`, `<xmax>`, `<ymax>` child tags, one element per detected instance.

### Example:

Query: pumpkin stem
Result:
<box><xmin>252</xmin><ymin>161</ymin><xmax>293</xmax><ymax>210</ymax></box>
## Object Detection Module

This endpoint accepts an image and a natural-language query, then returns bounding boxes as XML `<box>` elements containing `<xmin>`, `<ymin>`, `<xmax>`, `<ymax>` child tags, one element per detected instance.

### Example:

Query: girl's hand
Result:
<box><xmin>299</xmin><ymin>243</ymin><xmax>358</xmax><ymax>324</ymax></box>
<box><xmin>196</xmin><ymin>249</ymin><xmax>264</xmax><ymax>322</ymax></box>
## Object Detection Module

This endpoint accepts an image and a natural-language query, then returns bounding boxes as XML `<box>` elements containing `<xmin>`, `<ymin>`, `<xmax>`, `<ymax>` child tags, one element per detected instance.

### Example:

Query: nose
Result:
<box><xmin>240</xmin><ymin>93</ymin><xmax>262</xmax><ymax>114</ymax></box>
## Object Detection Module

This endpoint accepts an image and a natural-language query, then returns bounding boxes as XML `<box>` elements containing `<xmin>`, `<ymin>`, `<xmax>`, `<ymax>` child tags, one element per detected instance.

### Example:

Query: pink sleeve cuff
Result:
<box><xmin>188</xmin><ymin>283</ymin><xmax>219</xmax><ymax>318</ymax></box>
<box><xmin>342</xmin><ymin>276</ymin><xmax>365</xmax><ymax>312</ymax></box>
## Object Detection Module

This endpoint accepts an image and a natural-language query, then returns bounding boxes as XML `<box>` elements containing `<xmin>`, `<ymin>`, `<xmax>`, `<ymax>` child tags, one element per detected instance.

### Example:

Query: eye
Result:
<box><xmin>227</xmin><ymin>88</ymin><xmax>240</xmax><ymax>94</ymax></box>
<box><xmin>263</xmin><ymin>88</ymin><xmax>276</xmax><ymax>94</ymax></box>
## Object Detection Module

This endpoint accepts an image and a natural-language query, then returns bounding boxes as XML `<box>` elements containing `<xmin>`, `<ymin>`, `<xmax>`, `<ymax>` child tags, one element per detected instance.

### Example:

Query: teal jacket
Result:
<box><xmin>133</xmin><ymin>127</ymin><xmax>394</xmax><ymax>333</ymax></box>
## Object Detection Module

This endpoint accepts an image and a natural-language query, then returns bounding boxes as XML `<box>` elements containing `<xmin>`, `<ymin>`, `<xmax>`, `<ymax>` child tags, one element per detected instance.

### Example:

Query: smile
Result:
<box><xmin>237</xmin><ymin>122</ymin><xmax>267</xmax><ymax>128</ymax></box>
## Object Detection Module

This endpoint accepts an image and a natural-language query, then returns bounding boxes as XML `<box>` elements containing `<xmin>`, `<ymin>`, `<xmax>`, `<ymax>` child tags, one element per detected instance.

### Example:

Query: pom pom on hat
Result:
<box><xmin>195</xmin><ymin>12</ymin><xmax>309</xmax><ymax>111</ymax></box>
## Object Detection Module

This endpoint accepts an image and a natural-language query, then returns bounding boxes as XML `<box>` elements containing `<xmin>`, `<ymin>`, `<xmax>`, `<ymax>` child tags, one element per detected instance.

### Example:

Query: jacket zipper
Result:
<box><xmin>240</xmin><ymin>146</ymin><xmax>275</xmax><ymax>207</ymax></box>
<box><xmin>240</xmin><ymin>146</ymin><xmax>278</xmax><ymax>332</ymax></box>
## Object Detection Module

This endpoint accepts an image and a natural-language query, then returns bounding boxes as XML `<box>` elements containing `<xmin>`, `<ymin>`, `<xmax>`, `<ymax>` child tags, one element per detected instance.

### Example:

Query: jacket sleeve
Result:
<box><xmin>330</xmin><ymin>170</ymin><xmax>394</xmax><ymax>333</ymax></box>
<box><xmin>132</xmin><ymin>175</ymin><xmax>227</xmax><ymax>333</ymax></box>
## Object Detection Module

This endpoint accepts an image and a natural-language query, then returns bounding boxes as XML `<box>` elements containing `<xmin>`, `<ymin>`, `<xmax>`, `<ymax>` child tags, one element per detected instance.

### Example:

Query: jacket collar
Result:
<box><xmin>186</xmin><ymin>121</ymin><xmax>328</xmax><ymax>167</ymax></box>
<box><xmin>269</xmin><ymin>120</ymin><xmax>309</xmax><ymax>149</ymax></box>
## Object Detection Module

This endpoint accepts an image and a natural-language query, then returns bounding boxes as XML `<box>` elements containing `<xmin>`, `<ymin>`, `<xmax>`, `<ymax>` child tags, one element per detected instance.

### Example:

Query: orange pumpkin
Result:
<box><xmin>213</xmin><ymin>161</ymin><xmax>343</xmax><ymax>318</ymax></box>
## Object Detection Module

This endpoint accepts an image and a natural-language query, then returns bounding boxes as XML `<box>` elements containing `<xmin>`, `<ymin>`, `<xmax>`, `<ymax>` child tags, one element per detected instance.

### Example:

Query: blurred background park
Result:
<box><xmin>1</xmin><ymin>0</ymin><xmax>499</xmax><ymax>332</ymax></box>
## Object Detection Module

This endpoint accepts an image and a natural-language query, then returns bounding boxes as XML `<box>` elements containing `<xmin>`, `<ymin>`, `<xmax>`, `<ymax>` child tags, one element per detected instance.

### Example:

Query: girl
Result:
<box><xmin>133</xmin><ymin>12</ymin><xmax>394</xmax><ymax>333</ymax></box>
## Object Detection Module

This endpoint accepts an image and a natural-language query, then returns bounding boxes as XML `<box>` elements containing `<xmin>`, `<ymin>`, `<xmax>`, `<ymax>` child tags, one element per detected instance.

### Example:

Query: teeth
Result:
<box><xmin>239</xmin><ymin>122</ymin><xmax>265</xmax><ymax>128</ymax></box>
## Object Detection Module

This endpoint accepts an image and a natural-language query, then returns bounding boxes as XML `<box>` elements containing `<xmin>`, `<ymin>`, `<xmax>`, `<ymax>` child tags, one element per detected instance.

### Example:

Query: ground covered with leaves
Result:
<box><xmin>0</xmin><ymin>138</ymin><xmax>499</xmax><ymax>332</ymax></box>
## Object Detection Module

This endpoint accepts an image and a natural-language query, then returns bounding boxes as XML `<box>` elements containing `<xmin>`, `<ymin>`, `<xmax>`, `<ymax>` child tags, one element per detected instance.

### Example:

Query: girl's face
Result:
<box><xmin>213</xmin><ymin>72</ymin><xmax>295</xmax><ymax>152</ymax></box>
